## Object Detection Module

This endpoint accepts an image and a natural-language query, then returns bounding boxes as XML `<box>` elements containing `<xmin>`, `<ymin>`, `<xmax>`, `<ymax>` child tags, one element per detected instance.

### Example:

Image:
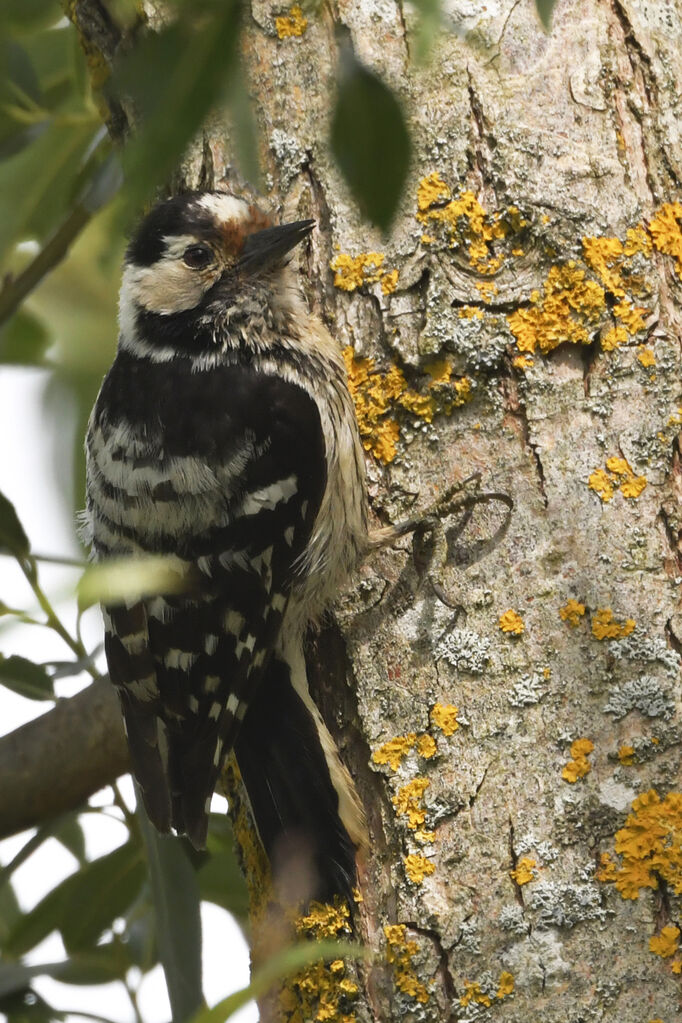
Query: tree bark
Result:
<box><xmin>223</xmin><ymin>2</ymin><xmax>682</xmax><ymax>1020</ymax></box>
<box><xmin>51</xmin><ymin>1</ymin><xmax>682</xmax><ymax>1019</ymax></box>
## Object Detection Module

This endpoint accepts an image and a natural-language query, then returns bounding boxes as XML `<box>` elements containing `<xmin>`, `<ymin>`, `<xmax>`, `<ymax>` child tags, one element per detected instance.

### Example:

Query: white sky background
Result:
<box><xmin>0</xmin><ymin>366</ymin><xmax>257</xmax><ymax>1023</ymax></box>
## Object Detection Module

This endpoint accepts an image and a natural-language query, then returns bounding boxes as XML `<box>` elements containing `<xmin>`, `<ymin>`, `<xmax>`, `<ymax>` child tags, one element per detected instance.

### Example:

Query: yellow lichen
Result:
<box><xmin>513</xmin><ymin>354</ymin><xmax>535</xmax><ymax>370</ymax></box>
<box><xmin>591</xmin><ymin>608</ymin><xmax>636</xmax><ymax>640</ymax></box>
<box><xmin>404</xmin><ymin>853</ymin><xmax>435</xmax><ymax>883</ymax></box>
<box><xmin>638</xmin><ymin>346</ymin><xmax>656</xmax><ymax>367</ymax></box>
<box><xmin>589</xmin><ymin>458</ymin><xmax>647</xmax><ymax>502</ymax></box>
<box><xmin>620</xmin><ymin>473</ymin><xmax>648</xmax><ymax>499</ymax></box>
<box><xmin>582</xmin><ymin>235</ymin><xmax>628</xmax><ymax>297</ymax></box>
<box><xmin>460</xmin><ymin>981</ymin><xmax>492</xmax><ymax>1007</ymax></box>
<box><xmin>393</xmin><ymin>778</ymin><xmax>430</xmax><ymax>830</ymax></box>
<box><xmin>221</xmin><ymin>757</ymin><xmax>272</xmax><ymax>926</ymax></box>
<box><xmin>499</xmin><ymin>609</ymin><xmax>525</xmax><ymax>635</ymax></box>
<box><xmin>475</xmin><ymin>279</ymin><xmax>499</xmax><ymax>300</ymax></box>
<box><xmin>384</xmin><ymin>924</ymin><xmax>430</xmax><ymax>1003</ymax></box>
<box><xmin>275</xmin><ymin>3</ymin><xmax>308</xmax><ymax>38</ymax></box>
<box><xmin>496</xmin><ymin>972</ymin><xmax>515</xmax><ymax>999</ymax></box>
<box><xmin>458</xmin><ymin>305</ymin><xmax>484</xmax><ymax>320</ymax></box>
<box><xmin>649</xmin><ymin>202</ymin><xmax>682</xmax><ymax>276</ymax></box>
<box><xmin>596</xmin><ymin>851</ymin><xmax>618</xmax><ymax>883</ymax></box>
<box><xmin>416</xmin><ymin>176</ymin><xmax>508</xmax><ymax>274</ymax></box>
<box><xmin>613</xmin><ymin>298</ymin><xmax>647</xmax><ymax>334</ymax></box>
<box><xmin>296</xmin><ymin>900</ymin><xmax>352</xmax><ymax>940</ymax></box>
<box><xmin>510</xmin><ymin>857</ymin><xmax>537</xmax><ymax>885</ymax></box>
<box><xmin>381</xmin><ymin>269</ymin><xmax>399</xmax><ymax>295</ymax></box>
<box><xmin>416</xmin><ymin>172</ymin><xmax>451</xmax><ymax>213</ymax></box>
<box><xmin>430</xmin><ymin>702</ymin><xmax>459</xmax><ymax>736</ymax></box>
<box><xmin>416</xmin><ymin>733</ymin><xmax>437</xmax><ymax>759</ymax></box>
<box><xmin>415</xmin><ymin>829</ymin><xmax>436</xmax><ymax>844</ymax></box>
<box><xmin>279</xmin><ymin>900</ymin><xmax>357</xmax><ymax>1022</ymax></box>
<box><xmin>342</xmin><ymin>347</ymin><xmax>470</xmax><ymax>465</ymax></box>
<box><xmin>588</xmin><ymin>468</ymin><xmax>615</xmax><ymax>502</ymax></box>
<box><xmin>601</xmin><ymin>326</ymin><xmax>628</xmax><ymax>351</ymax></box>
<box><xmin>331</xmin><ymin>252</ymin><xmax>387</xmax><ymax>291</ymax></box>
<box><xmin>598</xmin><ymin>789</ymin><xmax>682</xmax><ymax>900</ymax></box>
<box><xmin>559</xmin><ymin>599</ymin><xmax>586</xmax><ymax>627</ymax></box>
<box><xmin>649</xmin><ymin>926</ymin><xmax>680</xmax><ymax>959</ymax></box>
<box><xmin>372</xmin><ymin>734</ymin><xmax>417</xmax><ymax>771</ymax></box>
<box><xmin>618</xmin><ymin>744</ymin><xmax>635</xmax><ymax>766</ymax></box>
<box><xmin>562</xmin><ymin>737</ymin><xmax>594</xmax><ymax>782</ymax></box>
<box><xmin>507</xmin><ymin>263</ymin><xmax>605</xmax><ymax>354</ymax></box>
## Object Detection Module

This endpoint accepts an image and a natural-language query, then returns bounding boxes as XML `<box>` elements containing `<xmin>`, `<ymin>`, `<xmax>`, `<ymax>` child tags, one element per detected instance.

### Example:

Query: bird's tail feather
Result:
<box><xmin>234</xmin><ymin>654</ymin><xmax>364</xmax><ymax>905</ymax></box>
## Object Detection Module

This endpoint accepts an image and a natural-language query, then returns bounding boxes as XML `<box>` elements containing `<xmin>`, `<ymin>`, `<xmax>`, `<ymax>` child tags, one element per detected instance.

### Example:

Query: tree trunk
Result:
<box><xmin>81</xmin><ymin>1</ymin><xmax>682</xmax><ymax>1019</ymax></box>
<box><xmin>213</xmin><ymin>2</ymin><xmax>682</xmax><ymax>1020</ymax></box>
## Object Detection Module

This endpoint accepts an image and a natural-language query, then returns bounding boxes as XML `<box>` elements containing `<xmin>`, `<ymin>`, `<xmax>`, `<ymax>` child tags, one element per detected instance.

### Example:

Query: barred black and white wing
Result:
<box><xmin>87</xmin><ymin>356</ymin><xmax>326</xmax><ymax>849</ymax></box>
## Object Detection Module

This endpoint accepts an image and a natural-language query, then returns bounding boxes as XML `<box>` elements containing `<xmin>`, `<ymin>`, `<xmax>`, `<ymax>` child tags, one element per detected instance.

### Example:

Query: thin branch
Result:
<box><xmin>0</xmin><ymin>678</ymin><xmax>128</xmax><ymax>839</ymax></box>
<box><xmin>0</xmin><ymin>203</ymin><xmax>92</xmax><ymax>328</ymax></box>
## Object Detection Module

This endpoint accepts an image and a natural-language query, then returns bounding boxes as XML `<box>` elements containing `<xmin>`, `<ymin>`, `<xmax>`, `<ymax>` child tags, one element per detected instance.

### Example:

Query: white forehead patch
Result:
<box><xmin>197</xmin><ymin>193</ymin><xmax>251</xmax><ymax>225</ymax></box>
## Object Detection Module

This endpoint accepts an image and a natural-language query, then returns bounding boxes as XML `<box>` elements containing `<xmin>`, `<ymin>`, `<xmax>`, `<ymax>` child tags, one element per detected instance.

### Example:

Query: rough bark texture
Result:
<box><xmin>80</xmin><ymin>0</ymin><xmax>682</xmax><ymax>1019</ymax></box>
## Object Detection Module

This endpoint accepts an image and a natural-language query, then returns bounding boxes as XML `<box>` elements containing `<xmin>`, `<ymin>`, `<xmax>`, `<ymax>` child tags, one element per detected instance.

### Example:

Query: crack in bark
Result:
<box><xmin>508</xmin><ymin>817</ymin><xmax>526</xmax><ymax>910</ymax></box>
<box><xmin>501</xmin><ymin>366</ymin><xmax>548</xmax><ymax>508</ymax></box>
<box><xmin>466</xmin><ymin>69</ymin><xmax>493</xmax><ymax>195</ymax></box>
<box><xmin>402</xmin><ymin>921</ymin><xmax>459</xmax><ymax>1021</ymax></box>
<box><xmin>658</xmin><ymin>508</ymin><xmax>682</xmax><ymax>575</ymax></box>
<box><xmin>608</xmin><ymin>0</ymin><xmax>681</xmax><ymax>197</ymax></box>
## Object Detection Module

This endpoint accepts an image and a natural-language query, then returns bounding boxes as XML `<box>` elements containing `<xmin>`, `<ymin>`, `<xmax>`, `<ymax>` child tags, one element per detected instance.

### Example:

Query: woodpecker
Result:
<box><xmin>85</xmin><ymin>190</ymin><xmax>369</xmax><ymax>901</ymax></box>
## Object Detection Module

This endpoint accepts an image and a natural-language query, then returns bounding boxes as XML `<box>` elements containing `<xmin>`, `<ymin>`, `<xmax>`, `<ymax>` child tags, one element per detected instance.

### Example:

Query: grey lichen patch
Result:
<box><xmin>268</xmin><ymin>128</ymin><xmax>307</xmax><ymax>190</ymax></box>
<box><xmin>456</xmin><ymin>916</ymin><xmax>481</xmax><ymax>954</ymax></box>
<box><xmin>503</xmin><ymin>930</ymin><xmax>571</xmax><ymax>991</ymax></box>
<box><xmin>603</xmin><ymin>675</ymin><xmax>675</xmax><ymax>720</ymax></box>
<box><xmin>506</xmin><ymin>671</ymin><xmax>548</xmax><ymax>707</ymax></box>
<box><xmin>435</xmin><ymin>628</ymin><xmax>491</xmax><ymax>673</ymax></box>
<box><xmin>499</xmin><ymin>903</ymin><xmax>528</xmax><ymax>935</ymax></box>
<box><xmin>554</xmin><ymin>794</ymin><xmax>623</xmax><ymax>848</ymax></box>
<box><xmin>608</xmin><ymin>629</ymin><xmax>681</xmax><ymax>677</ymax></box>
<box><xmin>515</xmin><ymin>833</ymin><xmax>559</xmax><ymax>864</ymax></box>
<box><xmin>527</xmin><ymin>880</ymin><xmax>607</xmax><ymax>929</ymax></box>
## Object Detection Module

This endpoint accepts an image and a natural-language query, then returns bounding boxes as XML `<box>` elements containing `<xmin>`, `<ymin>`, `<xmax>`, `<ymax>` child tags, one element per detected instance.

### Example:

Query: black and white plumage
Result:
<box><xmin>85</xmin><ymin>191</ymin><xmax>368</xmax><ymax>900</ymax></box>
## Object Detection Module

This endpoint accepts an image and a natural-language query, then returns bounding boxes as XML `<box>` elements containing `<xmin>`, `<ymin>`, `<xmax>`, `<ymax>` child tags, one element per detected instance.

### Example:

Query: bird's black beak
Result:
<box><xmin>237</xmin><ymin>219</ymin><xmax>315</xmax><ymax>275</ymax></box>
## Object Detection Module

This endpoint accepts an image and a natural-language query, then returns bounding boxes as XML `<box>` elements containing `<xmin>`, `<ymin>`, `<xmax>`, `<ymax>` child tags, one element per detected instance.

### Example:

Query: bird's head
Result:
<box><xmin>118</xmin><ymin>191</ymin><xmax>314</xmax><ymax>356</ymax></box>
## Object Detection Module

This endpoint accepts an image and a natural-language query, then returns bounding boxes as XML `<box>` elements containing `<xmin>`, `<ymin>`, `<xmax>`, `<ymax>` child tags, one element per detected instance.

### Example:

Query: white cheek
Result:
<box><xmin>120</xmin><ymin>261</ymin><xmax>219</xmax><ymax>316</ymax></box>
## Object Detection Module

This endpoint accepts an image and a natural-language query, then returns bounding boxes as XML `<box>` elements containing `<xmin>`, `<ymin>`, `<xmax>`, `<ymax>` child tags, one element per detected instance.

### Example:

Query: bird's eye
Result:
<box><xmin>183</xmin><ymin>244</ymin><xmax>214</xmax><ymax>269</ymax></box>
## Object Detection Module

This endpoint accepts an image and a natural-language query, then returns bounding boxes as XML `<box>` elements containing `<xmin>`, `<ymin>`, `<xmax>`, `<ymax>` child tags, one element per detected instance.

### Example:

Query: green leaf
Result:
<box><xmin>0</xmin><ymin>945</ymin><xmax>130</xmax><ymax>997</ymax></box>
<box><xmin>4</xmin><ymin>841</ymin><xmax>145</xmax><ymax>956</ymax></box>
<box><xmin>0</xmin><ymin>118</ymin><xmax>98</xmax><ymax>268</ymax></box>
<box><xmin>77</xmin><ymin>554</ymin><xmax>192</xmax><ymax>610</ymax></box>
<box><xmin>48</xmin><ymin>942</ymin><xmax>132</xmax><ymax>986</ymax></box>
<box><xmin>0</xmin><ymin>491</ymin><xmax>29</xmax><ymax>556</ymax></box>
<box><xmin>197</xmin><ymin>849</ymin><xmax>249</xmax><ymax>920</ymax></box>
<box><xmin>331</xmin><ymin>50</ymin><xmax>411</xmax><ymax>231</ymax></box>
<box><xmin>0</xmin><ymin>0</ymin><xmax>61</xmax><ymax>34</ymax></box>
<box><xmin>60</xmin><ymin>841</ymin><xmax>146</xmax><ymax>953</ymax></box>
<box><xmin>190</xmin><ymin>939</ymin><xmax>368</xmax><ymax>1023</ymax></box>
<box><xmin>535</xmin><ymin>0</ymin><xmax>557</xmax><ymax>30</ymax></box>
<box><xmin>113</xmin><ymin>0</ymin><xmax>246</xmax><ymax>209</ymax></box>
<box><xmin>0</xmin><ymin>879</ymin><xmax>21</xmax><ymax>947</ymax></box>
<box><xmin>138</xmin><ymin>807</ymin><xmax>204</xmax><ymax>1023</ymax></box>
<box><xmin>0</xmin><ymin>654</ymin><xmax>54</xmax><ymax>700</ymax></box>
<box><xmin>0</xmin><ymin>308</ymin><xmax>49</xmax><ymax>365</ymax></box>
<box><xmin>52</xmin><ymin>815</ymin><xmax>86</xmax><ymax>864</ymax></box>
